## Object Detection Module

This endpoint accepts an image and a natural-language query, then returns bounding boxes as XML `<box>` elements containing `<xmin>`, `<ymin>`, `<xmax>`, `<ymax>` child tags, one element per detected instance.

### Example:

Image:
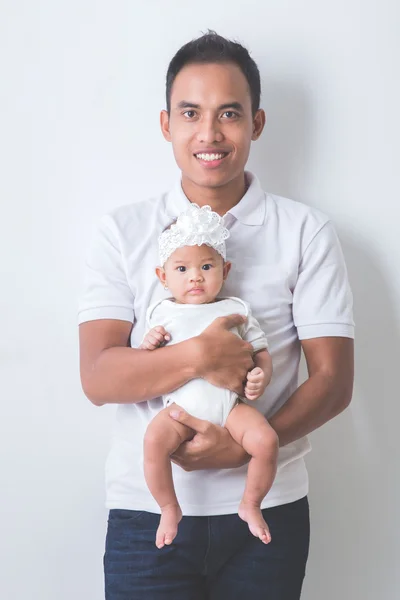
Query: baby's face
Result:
<box><xmin>161</xmin><ymin>244</ymin><xmax>230</xmax><ymax>304</ymax></box>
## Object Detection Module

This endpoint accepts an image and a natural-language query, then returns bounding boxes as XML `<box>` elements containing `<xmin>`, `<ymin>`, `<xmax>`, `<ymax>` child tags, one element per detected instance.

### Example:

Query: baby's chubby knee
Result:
<box><xmin>249</xmin><ymin>424</ymin><xmax>279</xmax><ymax>459</ymax></box>
<box><xmin>143</xmin><ymin>420</ymin><xmax>166</xmax><ymax>454</ymax></box>
<box><xmin>144</xmin><ymin>404</ymin><xmax>191</xmax><ymax>456</ymax></box>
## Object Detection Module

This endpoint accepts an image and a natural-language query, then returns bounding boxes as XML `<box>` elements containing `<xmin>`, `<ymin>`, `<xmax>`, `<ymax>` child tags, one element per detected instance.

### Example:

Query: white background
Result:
<box><xmin>1</xmin><ymin>1</ymin><xmax>399</xmax><ymax>599</ymax></box>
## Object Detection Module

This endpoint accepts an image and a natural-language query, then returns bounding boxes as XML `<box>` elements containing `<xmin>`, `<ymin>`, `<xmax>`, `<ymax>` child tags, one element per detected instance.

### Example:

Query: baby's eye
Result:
<box><xmin>202</xmin><ymin>264</ymin><xmax>212</xmax><ymax>271</ymax></box>
<box><xmin>177</xmin><ymin>266</ymin><xmax>186</xmax><ymax>272</ymax></box>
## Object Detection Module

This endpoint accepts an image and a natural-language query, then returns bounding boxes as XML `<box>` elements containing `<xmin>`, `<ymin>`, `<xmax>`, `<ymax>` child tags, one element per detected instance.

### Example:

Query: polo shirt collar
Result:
<box><xmin>166</xmin><ymin>171</ymin><xmax>265</xmax><ymax>226</ymax></box>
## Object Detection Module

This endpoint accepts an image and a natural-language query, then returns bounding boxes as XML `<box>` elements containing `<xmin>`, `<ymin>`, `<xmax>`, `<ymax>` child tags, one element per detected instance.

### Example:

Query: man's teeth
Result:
<box><xmin>195</xmin><ymin>153</ymin><xmax>226</xmax><ymax>161</ymax></box>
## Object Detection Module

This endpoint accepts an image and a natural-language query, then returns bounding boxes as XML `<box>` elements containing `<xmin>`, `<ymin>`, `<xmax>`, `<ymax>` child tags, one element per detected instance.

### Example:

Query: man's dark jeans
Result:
<box><xmin>104</xmin><ymin>496</ymin><xmax>310</xmax><ymax>599</ymax></box>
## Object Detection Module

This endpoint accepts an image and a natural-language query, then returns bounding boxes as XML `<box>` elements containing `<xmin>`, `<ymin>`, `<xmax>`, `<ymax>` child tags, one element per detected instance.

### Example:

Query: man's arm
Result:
<box><xmin>79</xmin><ymin>319</ymin><xmax>197</xmax><ymax>406</ymax></box>
<box><xmin>269</xmin><ymin>336</ymin><xmax>354</xmax><ymax>447</ymax></box>
<box><xmin>171</xmin><ymin>336</ymin><xmax>353</xmax><ymax>470</ymax></box>
<box><xmin>79</xmin><ymin>314</ymin><xmax>254</xmax><ymax>406</ymax></box>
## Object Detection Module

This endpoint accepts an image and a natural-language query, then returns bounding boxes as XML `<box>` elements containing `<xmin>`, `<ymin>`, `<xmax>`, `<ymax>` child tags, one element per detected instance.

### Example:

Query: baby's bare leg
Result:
<box><xmin>144</xmin><ymin>403</ymin><xmax>193</xmax><ymax>548</ymax></box>
<box><xmin>225</xmin><ymin>402</ymin><xmax>279</xmax><ymax>544</ymax></box>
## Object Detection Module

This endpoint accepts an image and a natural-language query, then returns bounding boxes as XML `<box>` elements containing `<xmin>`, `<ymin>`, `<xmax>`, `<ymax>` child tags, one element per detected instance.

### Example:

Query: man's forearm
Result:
<box><xmin>83</xmin><ymin>340</ymin><xmax>199</xmax><ymax>406</ymax></box>
<box><xmin>269</xmin><ymin>371</ymin><xmax>353</xmax><ymax>447</ymax></box>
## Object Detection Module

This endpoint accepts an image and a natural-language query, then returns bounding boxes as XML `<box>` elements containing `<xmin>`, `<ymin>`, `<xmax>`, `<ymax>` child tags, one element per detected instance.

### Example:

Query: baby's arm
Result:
<box><xmin>245</xmin><ymin>349</ymin><xmax>273</xmax><ymax>401</ymax></box>
<box><xmin>140</xmin><ymin>326</ymin><xmax>171</xmax><ymax>350</ymax></box>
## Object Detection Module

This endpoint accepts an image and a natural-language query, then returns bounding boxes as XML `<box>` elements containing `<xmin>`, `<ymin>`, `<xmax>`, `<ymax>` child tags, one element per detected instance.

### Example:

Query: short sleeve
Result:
<box><xmin>241</xmin><ymin>306</ymin><xmax>269</xmax><ymax>352</ymax></box>
<box><xmin>293</xmin><ymin>221</ymin><xmax>354</xmax><ymax>339</ymax></box>
<box><xmin>78</xmin><ymin>215</ymin><xmax>135</xmax><ymax>324</ymax></box>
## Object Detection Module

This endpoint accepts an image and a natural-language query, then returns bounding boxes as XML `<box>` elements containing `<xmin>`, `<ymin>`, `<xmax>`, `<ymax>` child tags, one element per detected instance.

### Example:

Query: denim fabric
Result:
<box><xmin>104</xmin><ymin>496</ymin><xmax>310</xmax><ymax>599</ymax></box>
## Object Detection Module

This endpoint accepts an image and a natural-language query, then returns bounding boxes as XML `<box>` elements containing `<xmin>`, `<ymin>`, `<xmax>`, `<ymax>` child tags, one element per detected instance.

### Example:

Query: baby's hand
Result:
<box><xmin>244</xmin><ymin>367</ymin><xmax>268</xmax><ymax>401</ymax></box>
<box><xmin>140</xmin><ymin>326</ymin><xmax>171</xmax><ymax>350</ymax></box>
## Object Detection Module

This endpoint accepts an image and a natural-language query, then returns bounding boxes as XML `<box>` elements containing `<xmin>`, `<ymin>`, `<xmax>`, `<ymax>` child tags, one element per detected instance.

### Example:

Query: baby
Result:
<box><xmin>141</xmin><ymin>203</ymin><xmax>278</xmax><ymax>549</ymax></box>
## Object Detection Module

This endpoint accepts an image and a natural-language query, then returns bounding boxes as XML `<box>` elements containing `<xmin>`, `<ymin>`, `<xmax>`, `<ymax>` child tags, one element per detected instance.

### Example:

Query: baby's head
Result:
<box><xmin>156</xmin><ymin>243</ymin><xmax>231</xmax><ymax>304</ymax></box>
<box><xmin>156</xmin><ymin>204</ymin><xmax>231</xmax><ymax>305</ymax></box>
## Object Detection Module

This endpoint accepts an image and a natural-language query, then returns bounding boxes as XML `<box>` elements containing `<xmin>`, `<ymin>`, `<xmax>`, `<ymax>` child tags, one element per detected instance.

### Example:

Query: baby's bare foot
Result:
<box><xmin>156</xmin><ymin>504</ymin><xmax>182</xmax><ymax>549</ymax></box>
<box><xmin>238</xmin><ymin>502</ymin><xmax>271</xmax><ymax>544</ymax></box>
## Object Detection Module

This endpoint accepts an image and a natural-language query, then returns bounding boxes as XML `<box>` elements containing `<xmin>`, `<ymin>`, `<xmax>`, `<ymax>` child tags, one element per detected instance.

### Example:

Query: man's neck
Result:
<box><xmin>181</xmin><ymin>172</ymin><xmax>248</xmax><ymax>216</ymax></box>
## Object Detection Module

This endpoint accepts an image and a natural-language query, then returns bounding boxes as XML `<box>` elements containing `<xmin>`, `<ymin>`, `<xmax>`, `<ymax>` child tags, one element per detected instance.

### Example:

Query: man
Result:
<box><xmin>79</xmin><ymin>31</ymin><xmax>354</xmax><ymax>600</ymax></box>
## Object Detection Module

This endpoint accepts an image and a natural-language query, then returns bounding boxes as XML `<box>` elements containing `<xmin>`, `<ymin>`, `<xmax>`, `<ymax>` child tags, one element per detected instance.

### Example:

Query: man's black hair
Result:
<box><xmin>166</xmin><ymin>30</ymin><xmax>261</xmax><ymax>116</ymax></box>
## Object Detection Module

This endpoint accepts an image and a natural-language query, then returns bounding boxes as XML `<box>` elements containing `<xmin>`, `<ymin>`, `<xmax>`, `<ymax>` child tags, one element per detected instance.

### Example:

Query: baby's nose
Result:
<box><xmin>190</xmin><ymin>271</ymin><xmax>203</xmax><ymax>282</ymax></box>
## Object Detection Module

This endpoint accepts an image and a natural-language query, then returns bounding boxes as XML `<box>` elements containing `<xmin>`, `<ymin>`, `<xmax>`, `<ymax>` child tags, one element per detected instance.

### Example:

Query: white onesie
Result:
<box><xmin>145</xmin><ymin>296</ymin><xmax>269</xmax><ymax>426</ymax></box>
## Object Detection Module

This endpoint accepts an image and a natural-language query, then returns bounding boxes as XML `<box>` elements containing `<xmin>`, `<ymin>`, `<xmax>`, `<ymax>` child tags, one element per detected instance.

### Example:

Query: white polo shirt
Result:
<box><xmin>78</xmin><ymin>171</ymin><xmax>354</xmax><ymax>515</ymax></box>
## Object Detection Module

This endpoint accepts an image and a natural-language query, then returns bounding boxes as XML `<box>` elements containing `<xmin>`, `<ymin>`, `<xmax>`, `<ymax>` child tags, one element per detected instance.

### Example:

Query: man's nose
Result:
<box><xmin>196</xmin><ymin>115</ymin><xmax>224</xmax><ymax>144</ymax></box>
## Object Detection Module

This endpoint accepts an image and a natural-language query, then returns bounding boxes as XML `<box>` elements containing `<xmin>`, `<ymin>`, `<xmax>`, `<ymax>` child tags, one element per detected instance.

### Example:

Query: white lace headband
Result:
<box><xmin>158</xmin><ymin>203</ymin><xmax>230</xmax><ymax>266</ymax></box>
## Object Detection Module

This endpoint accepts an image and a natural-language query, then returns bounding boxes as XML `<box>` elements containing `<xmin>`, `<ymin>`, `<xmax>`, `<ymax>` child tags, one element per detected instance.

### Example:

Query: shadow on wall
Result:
<box><xmin>247</xmin><ymin>77</ymin><xmax>312</xmax><ymax>198</ymax></box>
<box><xmin>249</xmin><ymin>77</ymin><xmax>399</xmax><ymax>598</ymax></box>
<box><xmin>305</xmin><ymin>233</ymin><xmax>400</xmax><ymax>600</ymax></box>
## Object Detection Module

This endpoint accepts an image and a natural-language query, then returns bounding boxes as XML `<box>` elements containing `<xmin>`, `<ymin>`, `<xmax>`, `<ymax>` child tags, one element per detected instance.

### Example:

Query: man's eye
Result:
<box><xmin>221</xmin><ymin>111</ymin><xmax>238</xmax><ymax>119</ymax></box>
<box><xmin>177</xmin><ymin>266</ymin><xmax>186</xmax><ymax>272</ymax></box>
<box><xmin>183</xmin><ymin>110</ymin><xmax>196</xmax><ymax>118</ymax></box>
<box><xmin>202</xmin><ymin>264</ymin><xmax>212</xmax><ymax>271</ymax></box>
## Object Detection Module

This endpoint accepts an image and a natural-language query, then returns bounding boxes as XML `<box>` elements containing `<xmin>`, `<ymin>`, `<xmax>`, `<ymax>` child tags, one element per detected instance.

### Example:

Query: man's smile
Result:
<box><xmin>193</xmin><ymin>151</ymin><xmax>231</xmax><ymax>168</ymax></box>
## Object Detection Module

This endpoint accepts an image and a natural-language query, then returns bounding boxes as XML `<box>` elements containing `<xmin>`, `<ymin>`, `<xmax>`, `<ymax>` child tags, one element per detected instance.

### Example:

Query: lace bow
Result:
<box><xmin>159</xmin><ymin>204</ymin><xmax>230</xmax><ymax>265</ymax></box>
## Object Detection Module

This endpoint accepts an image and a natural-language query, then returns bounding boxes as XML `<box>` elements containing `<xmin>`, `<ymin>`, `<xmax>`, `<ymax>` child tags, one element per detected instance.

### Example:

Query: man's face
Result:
<box><xmin>161</xmin><ymin>62</ymin><xmax>265</xmax><ymax>190</ymax></box>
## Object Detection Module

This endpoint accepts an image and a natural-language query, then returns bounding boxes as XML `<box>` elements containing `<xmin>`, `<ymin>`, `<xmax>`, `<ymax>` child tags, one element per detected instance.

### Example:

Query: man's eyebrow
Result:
<box><xmin>176</xmin><ymin>101</ymin><xmax>201</xmax><ymax>110</ymax></box>
<box><xmin>176</xmin><ymin>101</ymin><xmax>244</xmax><ymax>112</ymax></box>
<box><xmin>218</xmin><ymin>102</ymin><xmax>244</xmax><ymax>112</ymax></box>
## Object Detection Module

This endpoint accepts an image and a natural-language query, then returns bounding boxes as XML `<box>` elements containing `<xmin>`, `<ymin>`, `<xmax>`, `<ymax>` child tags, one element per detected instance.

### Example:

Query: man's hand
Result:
<box><xmin>169</xmin><ymin>408</ymin><xmax>249</xmax><ymax>471</ymax></box>
<box><xmin>194</xmin><ymin>314</ymin><xmax>255</xmax><ymax>396</ymax></box>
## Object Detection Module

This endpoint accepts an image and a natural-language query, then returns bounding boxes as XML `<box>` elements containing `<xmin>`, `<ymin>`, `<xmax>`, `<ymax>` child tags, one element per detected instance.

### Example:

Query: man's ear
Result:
<box><xmin>223</xmin><ymin>261</ymin><xmax>232</xmax><ymax>280</ymax></box>
<box><xmin>251</xmin><ymin>108</ymin><xmax>266</xmax><ymax>141</ymax></box>
<box><xmin>155</xmin><ymin>266</ymin><xmax>167</xmax><ymax>286</ymax></box>
<box><xmin>160</xmin><ymin>110</ymin><xmax>171</xmax><ymax>142</ymax></box>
